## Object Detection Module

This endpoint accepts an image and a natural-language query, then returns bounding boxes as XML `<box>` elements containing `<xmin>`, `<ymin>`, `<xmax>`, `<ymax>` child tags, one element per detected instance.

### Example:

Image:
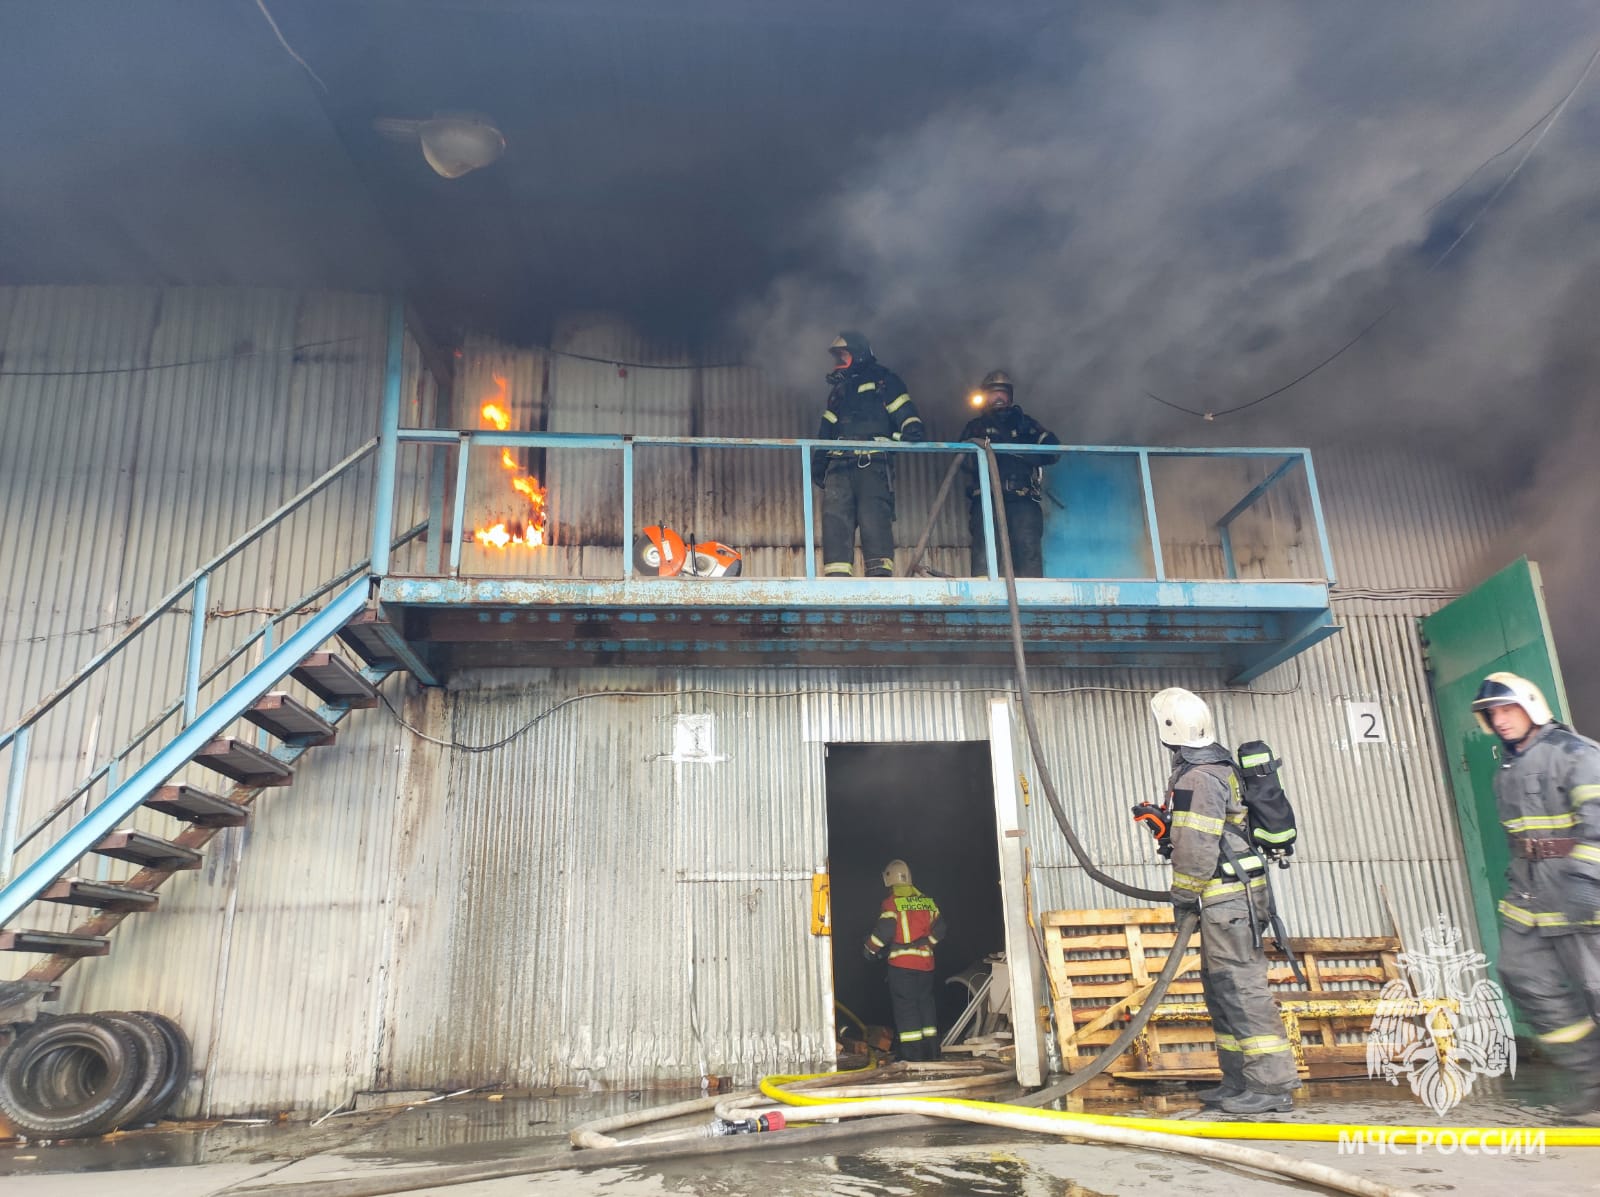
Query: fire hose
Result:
<box><xmin>218</xmin><ymin>444</ymin><xmax>1600</xmax><ymax>1197</ymax></box>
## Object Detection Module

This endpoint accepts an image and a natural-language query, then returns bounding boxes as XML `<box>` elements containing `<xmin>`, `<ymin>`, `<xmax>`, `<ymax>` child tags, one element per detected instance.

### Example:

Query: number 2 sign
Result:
<box><xmin>1345</xmin><ymin>701</ymin><xmax>1388</xmax><ymax>744</ymax></box>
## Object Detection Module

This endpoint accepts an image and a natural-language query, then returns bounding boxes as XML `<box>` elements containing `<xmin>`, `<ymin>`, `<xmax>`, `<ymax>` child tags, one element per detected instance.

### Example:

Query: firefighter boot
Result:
<box><xmin>1218</xmin><ymin>1090</ymin><xmax>1294</xmax><ymax>1116</ymax></box>
<box><xmin>1192</xmin><ymin>1082</ymin><xmax>1245</xmax><ymax>1105</ymax></box>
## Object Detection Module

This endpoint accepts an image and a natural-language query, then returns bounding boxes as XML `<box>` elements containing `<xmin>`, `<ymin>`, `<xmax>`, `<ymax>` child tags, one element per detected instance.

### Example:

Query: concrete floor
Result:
<box><xmin>3</xmin><ymin>1067</ymin><xmax>1598</xmax><ymax>1196</ymax></box>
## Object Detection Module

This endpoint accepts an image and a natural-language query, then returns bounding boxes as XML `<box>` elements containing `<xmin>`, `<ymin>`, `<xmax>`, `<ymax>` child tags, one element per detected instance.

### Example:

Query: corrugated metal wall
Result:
<box><xmin>0</xmin><ymin>283</ymin><xmax>432</xmax><ymax>955</ymax></box>
<box><xmin>4</xmin><ymin>302</ymin><xmax>1506</xmax><ymax>1116</ymax></box>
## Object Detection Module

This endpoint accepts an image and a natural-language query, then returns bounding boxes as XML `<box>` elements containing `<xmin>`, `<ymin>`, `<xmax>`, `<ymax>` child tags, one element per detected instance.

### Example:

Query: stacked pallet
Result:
<box><xmin>1042</xmin><ymin>907</ymin><xmax>1405</xmax><ymax>1097</ymax></box>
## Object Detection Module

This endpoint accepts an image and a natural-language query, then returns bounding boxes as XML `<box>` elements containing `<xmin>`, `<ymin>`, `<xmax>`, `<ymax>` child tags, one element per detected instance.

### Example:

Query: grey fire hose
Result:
<box><xmin>971</xmin><ymin>440</ymin><xmax>1215</xmax><ymax>1108</ymax></box>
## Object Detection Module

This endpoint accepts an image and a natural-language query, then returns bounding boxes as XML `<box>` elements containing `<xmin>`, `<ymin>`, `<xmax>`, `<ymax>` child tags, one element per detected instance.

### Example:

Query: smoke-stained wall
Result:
<box><xmin>0</xmin><ymin>303</ymin><xmax>1520</xmax><ymax>1116</ymax></box>
<box><xmin>0</xmin><ymin>284</ymin><xmax>434</xmax><ymax>965</ymax></box>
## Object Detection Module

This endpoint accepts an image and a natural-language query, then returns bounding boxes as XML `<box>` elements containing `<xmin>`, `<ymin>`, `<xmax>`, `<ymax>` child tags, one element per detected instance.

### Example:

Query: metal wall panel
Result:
<box><xmin>4</xmin><ymin>299</ymin><xmax>1506</xmax><ymax>1114</ymax></box>
<box><xmin>1317</xmin><ymin>445</ymin><xmax>1513</xmax><ymax>612</ymax></box>
<box><xmin>38</xmin><ymin>620</ymin><xmax>1478</xmax><ymax>1113</ymax></box>
<box><xmin>0</xmin><ymin>284</ymin><xmax>427</xmax><ymax>973</ymax></box>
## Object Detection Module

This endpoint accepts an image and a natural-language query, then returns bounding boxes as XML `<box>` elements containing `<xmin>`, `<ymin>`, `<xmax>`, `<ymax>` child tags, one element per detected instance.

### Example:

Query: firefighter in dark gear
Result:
<box><xmin>863</xmin><ymin>859</ymin><xmax>947</xmax><ymax>1060</ymax></box>
<box><xmin>1151</xmin><ymin>687</ymin><xmax>1300</xmax><ymax>1115</ymax></box>
<box><xmin>813</xmin><ymin>332</ymin><xmax>924</xmax><ymax>577</ymax></box>
<box><xmin>1473</xmin><ymin>672</ymin><xmax>1600</xmax><ymax>1119</ymax></box>
<box><xmin>959</xmin><ymin>370</ymin><xmax>1061</xmax><ymax>578</ymax></box>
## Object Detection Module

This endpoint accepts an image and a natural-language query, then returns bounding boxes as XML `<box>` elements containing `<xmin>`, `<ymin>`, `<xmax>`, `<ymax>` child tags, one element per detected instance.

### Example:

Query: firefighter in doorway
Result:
<box><xmin>959</xmin><ymin>370</ymin><xmax>1060</xmax><ymax>578</ymax></box>
<box><xmin>863</xmin><ymin>859</ymin><xmax>946</xmax><ymax>1060</ymax></box>
<box><xmin>1472</xmin><ymin>672</ymin><xmax>1600</xmax><ymax>1121</ymax></box>
<box><xmin>812</xmin><ymin>331</ymin><xmax>924</xmax><ymax>577</ymax></box>
<box><xmin>1151</xmin><ymin>687</ymin><xmax>1300</xmax><ymax>1114</ymax></box>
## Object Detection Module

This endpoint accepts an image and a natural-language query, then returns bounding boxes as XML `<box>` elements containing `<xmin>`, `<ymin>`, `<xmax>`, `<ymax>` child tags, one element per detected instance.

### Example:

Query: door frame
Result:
<box><xmin>987</xmin><ymin>698</ymin><xmax>1049</xmax><ymax>1086</ymax></box>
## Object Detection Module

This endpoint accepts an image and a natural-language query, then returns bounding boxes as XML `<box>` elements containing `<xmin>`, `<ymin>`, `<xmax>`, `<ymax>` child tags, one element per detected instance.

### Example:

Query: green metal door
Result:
<box><xmin>1420</xmin><ymin>557</ymin><xmax>1572</xmax><ymax>970</ymax></box>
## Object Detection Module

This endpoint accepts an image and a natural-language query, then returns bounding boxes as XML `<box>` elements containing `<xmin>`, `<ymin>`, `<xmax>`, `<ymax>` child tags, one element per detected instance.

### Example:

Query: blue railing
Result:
<box><xmin>0</xmin><ymin>443</ymin><xmax>424</xmax><ymax>888</ymax></box>
<box><xmin>381</xmin><ymin>429</ymin><xmax>1336</xmax><ymax>584</ymax></box>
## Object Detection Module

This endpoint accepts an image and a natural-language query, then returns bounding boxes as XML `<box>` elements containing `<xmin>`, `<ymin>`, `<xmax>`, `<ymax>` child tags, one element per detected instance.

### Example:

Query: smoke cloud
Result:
<box><xmin>734</xmin><ymin>2</ymin><xmax>1600</xmax><ymax>718</ymax></box>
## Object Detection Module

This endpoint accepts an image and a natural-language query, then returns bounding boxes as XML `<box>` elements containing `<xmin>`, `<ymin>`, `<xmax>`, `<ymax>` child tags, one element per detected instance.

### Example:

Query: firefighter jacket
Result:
<box><xmin>813</xmin><ymin>361</ymin><xmax>924</xmax><ymax>484</ymax></box>
<box><xmin>865</xmin><ymin>883</ymin><xmax>946</xmax><ymax>971</ymax></box>
<box><xmin>1495</xmin><ymin>722</ymin><xmax>1600</xmax><ymax>936</ymax></box>
<box><xmin>1165</xmin><ymin>743</ymin><xmax>1266</xmax><ymax>910</ymax></box>
<box><xmin>959</xmin><ymin>405</ymin><xmax>1061</xmax><ymax>501</ymax></box>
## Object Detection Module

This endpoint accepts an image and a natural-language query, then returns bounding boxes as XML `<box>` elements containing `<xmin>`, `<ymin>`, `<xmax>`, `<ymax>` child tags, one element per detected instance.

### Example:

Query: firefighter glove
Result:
<box><xmin>862</xmin><ymin>941</ymin><xmax>884</xmax><ymax>961</ymax></box>
<box><xmin>1559</xmin><ymin>866</ymin><xmax>1600</xmax><ymax>923</ymax></box>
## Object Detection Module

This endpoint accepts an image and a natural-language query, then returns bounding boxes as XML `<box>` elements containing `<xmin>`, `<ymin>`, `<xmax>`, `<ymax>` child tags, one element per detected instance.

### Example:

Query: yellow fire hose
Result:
<box><xmin>758</xmin><ymin>1067</ymin><xmax>1600</xmax><ymax>1148</ymax></box>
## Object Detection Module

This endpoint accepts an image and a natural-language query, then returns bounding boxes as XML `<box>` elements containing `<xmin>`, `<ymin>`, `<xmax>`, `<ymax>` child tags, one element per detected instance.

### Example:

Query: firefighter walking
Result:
<box><xmin>959</xmin><ymin>370</ymin><xmax>1060</xmax><ymax>578</ymax></box>
<box><xmin>863</xmin><ymin>859</ymin><xmax>946</xmax><ymax>1060</ymax></box>
<box><xmin>1472</xmin><ymin>672</ymin><xmax>1600</xmax><ymax>1120</ymax></box>
<box><xmin>812</xmin><ymin>331</ymin><xmax>924</xmax><ymax>577</ymax></box>
<box><xmin>1151</xmin><ymin>687</ymin><xmax>1299</xmax><ymax>1114</ymax></box>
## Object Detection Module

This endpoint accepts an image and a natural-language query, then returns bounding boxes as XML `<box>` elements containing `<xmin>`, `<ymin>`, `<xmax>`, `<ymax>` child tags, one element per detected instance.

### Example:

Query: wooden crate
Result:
<box><xmin>1042</xmin><ymin>907</ymin><xmax>1403</xmax><ymax>1096</ymax></box>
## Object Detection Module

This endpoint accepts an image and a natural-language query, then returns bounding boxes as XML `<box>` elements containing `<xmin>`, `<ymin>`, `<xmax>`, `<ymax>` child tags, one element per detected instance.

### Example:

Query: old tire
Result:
<box><xmin>132</xmin><ymin>1011</ymin><xmax>191</xmax><ymax>1123</ymax></box>
<box><xmin>0</xmin><ymin>1013</ymin><xmax>141</xmax><ymax>1139</ymax></box>
<box><xmin>100</xmin><ymin>1012</ymin><xmax>169</xmax><ymax>1130</ymax></box>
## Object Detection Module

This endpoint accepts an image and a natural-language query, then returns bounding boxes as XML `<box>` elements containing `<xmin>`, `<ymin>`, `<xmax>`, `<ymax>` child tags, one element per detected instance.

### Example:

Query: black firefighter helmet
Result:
<box><xmin>828</xmin><ymin>331</ymin><xmax>874</xmax><ymax>372</ymax></box>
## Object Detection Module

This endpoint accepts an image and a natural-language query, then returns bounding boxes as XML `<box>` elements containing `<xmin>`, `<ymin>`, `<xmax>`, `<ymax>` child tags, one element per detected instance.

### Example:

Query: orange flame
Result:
<box><xmin>471</xmin><ymin>374</ymin><xmax>548</xmax><ymax>549</ymax></box>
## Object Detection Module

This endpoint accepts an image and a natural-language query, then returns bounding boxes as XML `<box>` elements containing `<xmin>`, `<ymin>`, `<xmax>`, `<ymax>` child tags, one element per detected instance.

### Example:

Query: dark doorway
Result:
<box><xmin>825</xmin><ymin>742</ymin><xmax>1006</xmax><ymax>1054</ymax></box>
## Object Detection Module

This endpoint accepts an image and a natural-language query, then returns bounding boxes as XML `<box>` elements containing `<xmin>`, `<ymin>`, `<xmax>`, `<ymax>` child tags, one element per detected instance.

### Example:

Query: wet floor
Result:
<box><xmin>3</xmin><ymin>1065</ymin><xmax>1598</xmax><ymax>1195</ymax></box>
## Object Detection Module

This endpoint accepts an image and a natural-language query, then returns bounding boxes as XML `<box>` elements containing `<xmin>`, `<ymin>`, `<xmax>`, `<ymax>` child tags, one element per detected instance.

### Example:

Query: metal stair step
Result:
<box><xmin>291</xmin><ymin>651</ymin><xmax>379</xmax><ymax>709</ymax></box>
<box><xmin>144</xmin><ymin>784</ymin><xmax>250</xmax><ymax>828</ymax></box>
<box><xmin>0</xmin><ymin>930</ymin><xmax>110</xmax><ymax>957</ymax></box>
<box><xmin>193</xmin><ymin>737</ymin><xmax>294</xmax><ymax>786</ymax></box>
<box><xmin>92</xmin><ymin>830</ymin><xmax>203</xmax><ymax>870</ymax></box>
<box><xmin>245</xmin><ymin>692</ymin><xmax>338</xmax><ymax>746</ymax></box>
<box><xmin>337</xmin><ymin>611</ymin><xmax>400</xmax><ymax>668</ymax></box>
<box><xmin>39</xmin><ymin>878</ymin><xmax>160</xmax><ymax>912</ymax></box>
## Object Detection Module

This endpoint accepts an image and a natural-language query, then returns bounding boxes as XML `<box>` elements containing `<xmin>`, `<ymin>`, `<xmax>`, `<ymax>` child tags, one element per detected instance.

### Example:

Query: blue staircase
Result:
<box><xmin>0</xmin><ymin>434</ymin><xmax>427</xmax><ymax>986</ymax></box>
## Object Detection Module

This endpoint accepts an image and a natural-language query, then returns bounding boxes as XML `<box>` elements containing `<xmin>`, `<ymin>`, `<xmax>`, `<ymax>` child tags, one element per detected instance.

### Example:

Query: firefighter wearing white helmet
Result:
<box><xmin>958</xmin><ymin>369</ymin><xmax>1060</xmax><ymax>578</ymax></box>
<box><xmin>1472</xmin><ymin>671</ymin><xmax>1600</xmax><ymax>1120</ymax></box>
<box><xmin>863</xmin><ymin>859</ymin><xmax>946</xmax><ymax>1060</ymax></box>
<box><xmin>1147</xmin><ymin>687</ymin><xmax>1299</xmax><ymax>1114</ymax></box>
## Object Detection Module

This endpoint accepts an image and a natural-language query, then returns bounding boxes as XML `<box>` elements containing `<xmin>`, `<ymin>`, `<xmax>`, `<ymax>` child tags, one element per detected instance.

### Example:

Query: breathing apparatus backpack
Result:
<box><xmin>1234</xmin><ymin>740</ymin><xmax>1297</xmax><ymax>863</ymax></box>
<box><xmin>1130</xmin><ymin>740</ymin><xmax>1300</xmax><ymax>865</ymax></box>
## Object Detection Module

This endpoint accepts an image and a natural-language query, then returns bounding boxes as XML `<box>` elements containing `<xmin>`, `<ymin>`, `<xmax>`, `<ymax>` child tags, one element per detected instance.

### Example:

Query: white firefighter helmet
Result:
<box><xmin>882</xmin><ymin>859</ymin><xmax>912</xmax><ymax>887</ymax></box>
<box><xmin>1150</xmin><ymin>687</ymin><xmax>1215</xmax><ymax>749</ymax></box>
<box><xmin>1471</xmin><ymin>671</ymin><xmax>1554</xmax><ymax>735</ymax></box>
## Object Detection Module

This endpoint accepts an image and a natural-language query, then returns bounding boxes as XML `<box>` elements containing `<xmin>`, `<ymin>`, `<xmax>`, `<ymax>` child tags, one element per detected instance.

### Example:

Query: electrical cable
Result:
<box><xmin>1145</xmin><ymin>38</ymin><xmax>1600</xmax><ymax>421</ymax></box>
<box><xmin>253</xmin><ymin>0</ymin><xmax>329</xmax><ymax>93</ymax></box>
<box><xmin>0</xmin><ymin>337</ymin><xmax>363</xmax><ymax>378</ymax></box>
<box><xmin>375</xmin><ymin>664</ymin><xmax>1300</xmax><ymax>754</ymax></box>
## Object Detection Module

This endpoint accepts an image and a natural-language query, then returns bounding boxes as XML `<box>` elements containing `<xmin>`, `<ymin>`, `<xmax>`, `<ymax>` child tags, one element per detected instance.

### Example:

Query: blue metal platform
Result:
<box><xmin>377</xmin><ymin>575</ymin><xmax>1336</xmax><ymax>680</ymax></box>
<box><xmin>378</xmin><ymin>425</ymin><xmax>1340</xmax><ymax>681</ymax></box>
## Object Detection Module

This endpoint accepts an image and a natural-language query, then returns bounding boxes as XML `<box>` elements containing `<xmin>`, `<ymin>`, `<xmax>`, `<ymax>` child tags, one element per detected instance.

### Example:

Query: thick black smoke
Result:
<box><xmin>735</xmin><ymin>2</ymin><xmax>1600</xmax><ymax>719</ymax></box>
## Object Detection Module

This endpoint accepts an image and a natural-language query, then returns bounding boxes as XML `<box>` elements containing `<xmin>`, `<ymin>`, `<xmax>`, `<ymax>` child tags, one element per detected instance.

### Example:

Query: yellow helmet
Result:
<box><xmin>882</xmin><ymin>859</ymin><xmax>912</xmax><ymax>887</ymax></box>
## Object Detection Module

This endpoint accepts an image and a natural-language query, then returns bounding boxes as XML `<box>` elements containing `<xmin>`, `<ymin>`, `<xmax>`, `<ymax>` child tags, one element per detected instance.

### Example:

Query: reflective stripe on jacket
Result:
<box><xmin>1165</xmin><ymin>743</ymin><xmax>1259</xmax><ymax>906</ymax></box>
<box><xmin>867</xmin><ymin>884</ymin><xmax>946</xmax><ymax>971</ymax></box>
<box><xmin>1496</xmin><ymin>723</ymin><xmax>1600</xmax><ymax>936</ymax></box>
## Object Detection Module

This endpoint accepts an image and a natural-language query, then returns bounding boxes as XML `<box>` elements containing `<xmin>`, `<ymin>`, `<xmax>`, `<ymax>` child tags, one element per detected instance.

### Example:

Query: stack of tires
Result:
<box><xmin>0</xmin><ymin>1012</ymin><xmax>191</xmax><ymax>1139</ymax></box>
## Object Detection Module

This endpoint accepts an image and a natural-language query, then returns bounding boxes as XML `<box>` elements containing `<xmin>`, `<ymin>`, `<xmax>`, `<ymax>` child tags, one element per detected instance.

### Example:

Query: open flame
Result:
<box><xmin>472</xmin><ymin>374</ymin><xmax>547</xmax><ymax>549</ymax></box>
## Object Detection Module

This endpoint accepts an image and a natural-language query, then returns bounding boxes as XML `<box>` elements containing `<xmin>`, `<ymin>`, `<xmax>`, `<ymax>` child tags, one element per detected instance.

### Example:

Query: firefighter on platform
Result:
<box><xmin>1151</xmin><ymin>687</ymin><xmax>1300</xmax><ymax>1114</ymax></box>
<box><xmin>813</xmin><ymin>332</ymin><xmax>924</xmax><ymax>577</ymax></box>
<box><xmin>959</xmin><ymin>370</ymin><xmax>1060</xmax><ymax>578</ymax></box>
<box><xmin>863</xmin><ymin>859</ymin><xmax>946</xmax><ymax>1060</ymax></box>
<box><xmin>1472</xmin><ymin>672</ymin><xmax>1600</xmax><ymax>1120</ymax></box>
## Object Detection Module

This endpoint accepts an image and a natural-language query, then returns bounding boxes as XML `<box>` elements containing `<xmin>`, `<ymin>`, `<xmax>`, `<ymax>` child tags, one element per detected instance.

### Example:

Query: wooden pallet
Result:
<box><xmin>1042</xmin><ymin>907</ymin><xmax>1403</xmax><ymax>1097</ymax></box>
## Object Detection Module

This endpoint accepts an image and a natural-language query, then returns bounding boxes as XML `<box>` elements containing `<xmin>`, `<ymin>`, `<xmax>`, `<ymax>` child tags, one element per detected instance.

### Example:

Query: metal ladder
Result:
<box><xmin>0</xmin><ymin>441</ymin><xmax>430</xmax><ymax>989</ymax></box>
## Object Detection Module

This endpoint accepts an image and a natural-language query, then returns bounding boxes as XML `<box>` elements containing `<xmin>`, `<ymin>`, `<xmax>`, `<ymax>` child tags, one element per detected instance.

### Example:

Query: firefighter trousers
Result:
<box><xmin>968</xmin><ymin>495</ymin><xmax>1044</xmax><ymax>578</ymax></box>
<box><xmin>822</xmin><ymin>458</ymin><xmax>895</xmax><ymax>577</ymax></box>
<box><xmin>1498</xmin><ymin>924</ymin><xmax>1600</xmax><ymax>1088</ymax></box>
<box><xmin>1199</xmin><ymin>893</ymin><xmax>1299</xmax><ymax>1094</ymax></box>
<box><xmin>887</xmin><ymin>966</ymin><xmax>939</xmax><ymax>1061</ymax></box>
